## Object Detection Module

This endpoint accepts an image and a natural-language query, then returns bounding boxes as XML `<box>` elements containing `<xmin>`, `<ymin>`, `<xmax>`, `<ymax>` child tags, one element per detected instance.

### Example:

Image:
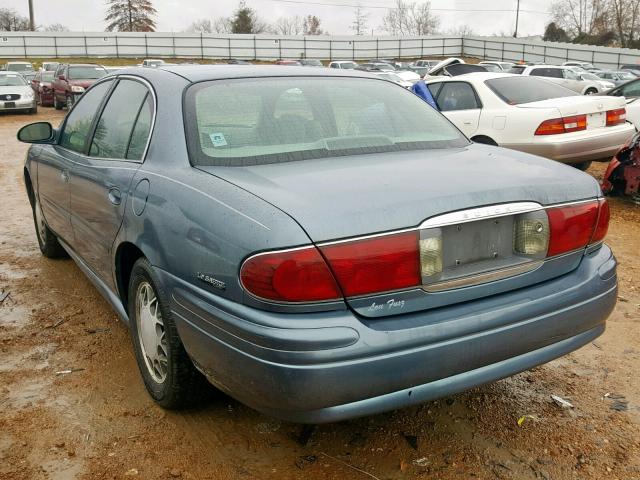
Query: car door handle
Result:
<box><xmin>463</xmin><ymin>121</ymin><xmax>473</xmax><ymax>125</ymax></box>
<box><xmin>60</xmin><ymin>170</ymin><xmax>69</xmax><ymax>183</ymax></box>
<box><xmin>108</xmin><ymin>188</ymin><xmax>122</xmax><ymax>206</ymax></box>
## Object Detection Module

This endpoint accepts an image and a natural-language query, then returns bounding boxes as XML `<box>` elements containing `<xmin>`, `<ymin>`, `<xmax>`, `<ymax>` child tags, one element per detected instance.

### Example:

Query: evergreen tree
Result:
<box><xmin>105</xmin><ymin>0</ymin><xmax>157</xmax><ymax>32</ymax></box>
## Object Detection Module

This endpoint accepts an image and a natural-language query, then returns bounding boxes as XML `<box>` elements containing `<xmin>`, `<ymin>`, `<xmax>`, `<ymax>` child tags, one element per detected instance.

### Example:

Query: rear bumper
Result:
<box><xmin>504</xmin><ymin>123</ymin><xmax>635</xmax><ymax>163</ymax></box>
<box><xmin>162</xmin><ymin>245</ymin><xmax>617</xmax><ymax>423</ymax></box>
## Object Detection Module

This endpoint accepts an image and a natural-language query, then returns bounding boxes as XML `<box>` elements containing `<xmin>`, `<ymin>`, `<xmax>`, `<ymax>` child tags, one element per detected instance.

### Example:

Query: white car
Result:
<box><xmin>0</xmin><ymin>72</ymin><xmax>37</xmax><ymax>114</ymax></box>
<box><xmin>395</xmin><ymin>70</ymin><xmax>420</xmax><ymax>83</ymax></box>
<box><xmin>328</xmin><ymin>61</ymin><xmax>358</xmax><ymax>69</ymax></box>
<box><xmin>479</xmin><ymin>61</ymin><xmax>515</xmax><ymax>71</ymax></box>
<box><xmin>424</xmin><ymin>72</ymin><xmax>634</xmax><ymax>169</ymax></box>
<box><xmin>563</xmin><ymin>61</ymin><xmax>595</xmax><ymax>70</ymax></box>
<box><xmin>371</xmin><ymin>72</ymin><xmax>413</xmax><ymax>88</ymax></box>
<box><xmin>520</xmin><ymin>65</ymin><xmax>604</xmax><ymax>95</ymax></box>
<box><xmin>141</xmin><ymin>58</ymin><xmax>166</xmax><ymax>68</ymax></box>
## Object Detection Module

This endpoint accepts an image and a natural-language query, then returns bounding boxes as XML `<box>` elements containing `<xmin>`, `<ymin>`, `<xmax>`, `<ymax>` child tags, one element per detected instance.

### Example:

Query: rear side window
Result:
<box><xmin>89</xmin><ymin>79</ymin><xmax>151</xmax><ymax>160</ymax></box>
<box><xmin>485</xmin><ymin>76</ymin><xmax>578</xmax><ymax>105</ymax></box>
<box><xmin>436</xmin><ymin>82</ymin><xmax>481</xmax><ymax>111</ymax></box>
<box><xmin>185</xmin><ymin>77</ymin><xmax>468</xmax><ymax>166</ymax></box>
<box><xmin>59</xmin><ymin>80</ymin><xmax>113</xmax><ymax>153</ymax></box>
<box><xmin>530</xmin><ymin>68</ymin><xmax>563</xmax><ymax>79</ymax></box>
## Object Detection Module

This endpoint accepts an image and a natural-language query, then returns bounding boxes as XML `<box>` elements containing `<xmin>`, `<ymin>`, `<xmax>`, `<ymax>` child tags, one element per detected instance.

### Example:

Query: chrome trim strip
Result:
<box><xmin>423</xmin><ymin>260</ymin><xmax>544</xmax><ymax>292</ymax></box>
<box><xmin>420</xmin><ymin>202</ymin><xmax>543</xmax><ymax>229</ymax></box>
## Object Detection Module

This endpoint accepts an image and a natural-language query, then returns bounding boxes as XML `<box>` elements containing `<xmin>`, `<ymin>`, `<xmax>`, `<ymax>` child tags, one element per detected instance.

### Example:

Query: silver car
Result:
<box><xmin>521</xmin><ymin>65</ymin><xmax>604</xmax><ymax>95</ymax></box>
<box><xmin>0</xmin><ymin>72</ymin><xmax>37</xmax><ymax>114</ymax></box>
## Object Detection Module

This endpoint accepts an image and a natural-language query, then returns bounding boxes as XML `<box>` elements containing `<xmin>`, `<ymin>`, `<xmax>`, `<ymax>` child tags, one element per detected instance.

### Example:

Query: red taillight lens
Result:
<box><xmin>240</xmin><ymin>246</ymin><xmax>341</xmax><ymax>302</ymax></box>
<box><xmin>606</xmin><ymin>108</ymin><xmax>626</xmax><ymax>126</ymax></box>
<box><xmin>591</xmin><ymin>198</ymin><xmax>610</xmax><ymax>243</ymax></box>
<box><xmin>320</xmin><ymin>231</ymin><xmax>421</xmax><ymax>297</ymax></box>
<box><xmin>535</xmin><ymin>115</ymin><xmax>587</xmax><ymax>135</ymax></box>
<box><xmin>546</xmin><ymin>201</ymin><xmax>599</xmax><ymax>256</ymax></box>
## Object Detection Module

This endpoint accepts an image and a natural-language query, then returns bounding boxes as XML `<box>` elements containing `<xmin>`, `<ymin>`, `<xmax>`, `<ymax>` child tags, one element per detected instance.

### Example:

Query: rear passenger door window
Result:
<box><xmin>435</xmin><ymin>82</ymin><xmax>481</xmax><ymax>112</ymax></box>
<box><xmin>89</xmin><ymin>79</ymin><xmax>151</xmax><ymax>160</ymax></box>
<box><xmin>59</xmin><ymin>80</ymin><xmax>113</xmax><ymax>153</ymax></box>
<box><xmin>530</xmin><ymin>68</ymin><xmax>562</xmax><ymax>78</ymax></box>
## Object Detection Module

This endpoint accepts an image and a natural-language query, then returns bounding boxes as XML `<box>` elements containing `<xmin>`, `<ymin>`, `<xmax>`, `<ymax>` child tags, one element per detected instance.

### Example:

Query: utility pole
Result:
<box><xmin>513</xmin><ymin>0</ymin><xmax>520</xmax><ymax>38</ymax></box>
<box><xmin>28</xmin><ymin>0</ymin><xmax>35</xmax><ymax>31</ymax></box>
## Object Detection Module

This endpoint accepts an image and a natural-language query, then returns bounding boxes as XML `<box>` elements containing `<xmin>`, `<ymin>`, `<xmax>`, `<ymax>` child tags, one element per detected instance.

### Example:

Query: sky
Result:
<box><xmin>5</xmin><ymin>0</ymin><xmax>554</xmax><ymax>36</ymax></box>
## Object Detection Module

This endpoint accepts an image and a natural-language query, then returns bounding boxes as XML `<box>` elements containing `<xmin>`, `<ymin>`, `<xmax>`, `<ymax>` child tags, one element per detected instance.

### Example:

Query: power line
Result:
<box><xmin>268</xmin><ymin>0</ymin><xmax>550</xmax><ymax>14</ymax></box>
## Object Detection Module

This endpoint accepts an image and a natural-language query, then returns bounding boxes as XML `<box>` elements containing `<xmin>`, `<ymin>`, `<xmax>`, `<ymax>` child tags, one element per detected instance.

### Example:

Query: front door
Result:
<box><xmin>37</xmin><ymin>79</ymin><xmax>114</xmax><ymax>242</ymax></box>
<box><xmin>69</xmin><ymin>78</ymin><xmax>153</xmax><ymax>283</ymax></box>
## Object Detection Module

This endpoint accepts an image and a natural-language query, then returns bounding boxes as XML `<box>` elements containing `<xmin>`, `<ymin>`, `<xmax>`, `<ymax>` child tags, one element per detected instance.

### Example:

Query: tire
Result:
<box><xmin>29</xmin><ymin>105</ymin><xmax>37</xmax><ymax>114</ymax></box>
<box><xmin>585</xmin><ymin>88</ymin><xmax>598</xmax><ymax>95</ymax></box>
<box><xmin>65</xmin><ymin>95</ymin><xmax>74</xmax><ymax>110</ymax></box>
<box><xmin>573</xmin><ymin>161</ymin><xmax>592</xmax><ymax>171</ymax></box>
<box><xmin>128</xmin><ymin>258</ymin><xmax>204</xmax><ymax>409</ymax></box>
<box><xmin>32</xmin><ymin>194</ymin><xmax>67</xmax><ymax>258</ymax></box>
<box><xmin>54</xmin><ymin>95</ymin><xmax>63</xmax><ymax>110</ymax></box>
<box><xmin>471</xmin><ymin>135</ymin><xmax>498</xmax><ymax>146</ymax></box>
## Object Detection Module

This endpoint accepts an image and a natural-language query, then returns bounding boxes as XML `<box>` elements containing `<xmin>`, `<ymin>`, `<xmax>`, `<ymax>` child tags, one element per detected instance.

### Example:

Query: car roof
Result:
<box><xmin>112</xmin><ymin>64</ymin><xmax>387</xmax><ymax>83</ymax></box>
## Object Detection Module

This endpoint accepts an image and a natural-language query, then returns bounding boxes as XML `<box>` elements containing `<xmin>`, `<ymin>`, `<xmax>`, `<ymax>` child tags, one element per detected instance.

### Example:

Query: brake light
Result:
<box><xmin>546</xmin><ymin>201</ymin><xmax>600</xmax><ymax>256</ymax></box>
<box><xmin>606</xmin><ymin>108</ymin><xmax>626</xmax><ymax>126</ymax></box>
<box><xmin>240</xmin><ymin>246</ymin><xmax>341</xmax><ymax>302</ymax></box>
<box><xmin>320</xmin><ymin>231</ymin><xmax>420</xmax><ymax>297</ymax></box>
<box><xmin>535</xmin><ymin>115</ymin><xmax>587</xmax><ymax>135</ymax></box>
<box><xmin>591</xmin><ymin>198</ymin><xmax>610</xmax><ymax>243</ymax></box>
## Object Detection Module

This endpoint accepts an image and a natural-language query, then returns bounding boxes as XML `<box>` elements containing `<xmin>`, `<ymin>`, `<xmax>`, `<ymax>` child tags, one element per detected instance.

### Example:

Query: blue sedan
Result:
<box><xmin>18</xmin><ymin>65</ymin><xmax>617</xmax><ymax>423</ymax></box>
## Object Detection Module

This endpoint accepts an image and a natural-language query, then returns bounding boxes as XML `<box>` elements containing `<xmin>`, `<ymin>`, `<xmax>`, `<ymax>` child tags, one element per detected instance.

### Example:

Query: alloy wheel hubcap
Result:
<box><xmin>136</xmin><ymin>282</ymin><xmax>168</xmax><ymax>383</ymax></box>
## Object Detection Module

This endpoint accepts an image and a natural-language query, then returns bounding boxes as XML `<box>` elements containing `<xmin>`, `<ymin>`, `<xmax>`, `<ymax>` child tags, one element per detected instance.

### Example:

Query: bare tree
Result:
<box><xmin>187</xmin><ymin>19</ymin><xmax>213</xmax><ymax>33</ymax></box>
<box><xmin>550</xmin><ymin>0</ymin><xmax>608</xmax><ymax>37</ymax></box>
<box><xmin>610</xmin><ymin>0</ymin><xmax>640</xmax><ymax>46</ymax></box>
<box><xmin>449</xmin><ymin>24</ymin><xmax>474</xmax><ymax>37</ymax></box>
<box><xmin>303</xmin><ymin>15</ymin><xmax>323</xmax><ymax>35</ymax></box>
<box><xmin>351</xmin><ymin>5</ymin><xmax>369</xmax><ymax>35</ymax></box>
<box><xmin>382</xmin><ymin>0</ymin><xmax>439</xmax><ymax>36</ymax></box>
<box><xmin>213</xmin><ymin>17</ymin><xmax>232</xmax><ymax>33</ymax></box>
<box><xmin>0</xmin><ymin>8</ymin><xmax>30</xmax><ymax>31</ymax></box>
<box><xmin>44</xmin><ymin>23</ymin><xmax>69</xmax><ymax>32</ymax></box>
<box><xmin>273</xmin><ymin>16</ymin><xmax>303</xmax><ymax>35</ymax></box>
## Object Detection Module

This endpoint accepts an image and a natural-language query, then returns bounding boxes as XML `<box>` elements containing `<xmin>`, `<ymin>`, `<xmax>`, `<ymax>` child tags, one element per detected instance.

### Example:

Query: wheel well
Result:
<box><xmin>115</xmin><ymin>242</ymin><xmax>145</xmax><ymax>313</ymax></box>
<box><xmin>24</xmin><ymin>168</ymin><xmax>35</xmax><ymax>207</ymax></box>
<box><xmin>471</xmin><ymin>135</ymin><xmax>498</xmax><ymax>146</ymax></box>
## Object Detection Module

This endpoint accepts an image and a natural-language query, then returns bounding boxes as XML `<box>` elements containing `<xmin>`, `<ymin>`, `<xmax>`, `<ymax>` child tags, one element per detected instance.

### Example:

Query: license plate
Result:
<box><xmin>587</xmin><ymin>112</ymin><xmax>605</xmax><ymax>129</ymax></box>
<box><xmin>442</xmin><ymin>216</ymin><xmax>513</xmax><ymax>268</ymax></box>
<box><xmin>3</xmin><ymin>101</ymin><xmax>15</xmax><ymax>108</ymax></box>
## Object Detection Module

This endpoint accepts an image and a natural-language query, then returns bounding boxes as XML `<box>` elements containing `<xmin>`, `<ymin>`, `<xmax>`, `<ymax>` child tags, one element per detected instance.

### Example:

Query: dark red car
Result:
<box><xmin>275</xmin><ymin>60</ymin><xmax>301</xmax><ymax>66</ymax></box>
<box><xmin>602</xmin><ymin>132</ymin><xmax>640</xmax><ymax>197</ymax></box>
<box><xmin>30</xmin><ymin>70</ymin><xmax>55</xmax><ymax>107</ymax></box>
<box><xmin>52</xmin><ymin>63</ymin><xmax>107</xmax><ymax>110</ymax></box>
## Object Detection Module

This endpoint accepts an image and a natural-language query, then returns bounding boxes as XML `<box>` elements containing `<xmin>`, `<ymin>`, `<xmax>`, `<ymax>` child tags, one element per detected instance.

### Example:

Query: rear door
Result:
<box><xmin>69</xmin><ymin>77</ymin><xmax>154</xmax><ymax>282</ymax></box>
<box><xmin>37</xmin><ymin>80</ymin><xmax>114</xmax><ymax>243</ymax></box>
<box><xmin>432</xmin><ymin>81</ymin><xmax>481</xmax><ymax>137</ymax></box>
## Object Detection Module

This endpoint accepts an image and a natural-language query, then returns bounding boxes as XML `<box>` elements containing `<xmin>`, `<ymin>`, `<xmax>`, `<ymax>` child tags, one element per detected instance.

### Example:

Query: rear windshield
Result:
<box><xmin>485</xmin><ymin>76</ymin><xmax>578</xmax><ymax>105</ymax></box>
<box><xmin>7</xmin><ymin>63</ymin><xmax>32</xmax><ymax>71</ymax></box>
<box><xmin>185</xmin><ymin>77</ymin><xmax>468</xmax><ymax>166</ymax></box>
<box><xmin>0</xmin><ymin>74</ymin><xmax>27</xmax><ymax>86</ymax></box>
<box><xmin>69</xmin><ymin>66</ymin><xmax>107</xmax><ymax>80</ymax></box>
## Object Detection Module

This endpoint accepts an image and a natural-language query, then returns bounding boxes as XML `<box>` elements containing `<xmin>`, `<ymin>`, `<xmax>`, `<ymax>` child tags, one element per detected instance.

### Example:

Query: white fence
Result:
<box><xmin>2</xmin><ymin>32</ymin><xmax>640</xmax><ymax>69</ymax></box>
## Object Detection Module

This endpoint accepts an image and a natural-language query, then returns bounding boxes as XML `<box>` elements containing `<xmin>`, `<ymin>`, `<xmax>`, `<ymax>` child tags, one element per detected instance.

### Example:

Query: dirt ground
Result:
<box><xmin>1</xmin><ymin>108</ymin><xmax>639</xmax><ymax>480</ymax></box>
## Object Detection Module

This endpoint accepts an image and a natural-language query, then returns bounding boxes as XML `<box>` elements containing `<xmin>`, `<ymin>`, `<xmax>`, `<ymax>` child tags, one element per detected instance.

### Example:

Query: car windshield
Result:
<box><xmin>69</xmin><ymin>66</ymin><xmax>107</xmax><ymax>80</ymax></box>
<box><xmin>41</xmin><ymin>72</ymin><xmax>55</xmax><ymax>81</ymax></box>
<box><xmin>0</xmin><ymin>74</ymin><xmax>27</xmax><ymax>86</ymax></box>
<box><xmin>485</xmin><ymin>76</ymin><xmax>578</xmax><ymax>105</ymax></box>
<box><xmin>480</xmin><ymin>64</ymin><xmax>502</xmax><ymax>72</ymax></box>
<box><xmin>186</xmin><ymin>77</ymin><xmax>468</xmax><ymax>166</ymax></box>
<box><xmin>7</xmin><ymin>63</ymin><xmax>33</xmax><ymax>72</ymax></box>
<box><xmin>618</xmin><ymin>71</ymin><xmax>636</xmax><ymax>80</ymax></box>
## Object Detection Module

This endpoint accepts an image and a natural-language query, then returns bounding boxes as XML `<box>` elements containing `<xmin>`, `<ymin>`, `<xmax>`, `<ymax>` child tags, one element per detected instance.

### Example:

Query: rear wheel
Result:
<box><xmin>53</xmin><ymin>95</ymin><xmax>63</xmax><ymax>110</ymax></box>
<box><xmin>32</xmin><ymin>194</ymin><xmax>67</xmax><ymax>258</ymax></box>
<box><xmin>128</xmin><ymin>258</ymin><xmax>205</xmax><ymax>409</ymax></box>
<box><xmin>585</xmin><ymin>88</ymin><xmax>598</xmax><ymax>95</ymax></box>
<box><xmin>29</xmin><ymin>105</ymin><xmax>37</xmax><ymax>114</ymax></box>
<box><xmin>573</xmin><ymin>161</ymin><xmax>592</xmax><ymax>171</ymax></box>
<box><xmin>65</xmin><ymin>95</ymin><xmax>74</xmax><ymax>110</ymax></box>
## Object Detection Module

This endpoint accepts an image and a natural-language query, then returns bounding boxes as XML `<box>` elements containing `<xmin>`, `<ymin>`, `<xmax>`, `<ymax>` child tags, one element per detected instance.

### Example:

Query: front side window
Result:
<box><xmin>59</xmin><ymin>80</ymin><xmax>113</xmax><ymax>153</ymax></box>
<box><xmin>436</xmin><ymin>82</ymin><xmax>480</xmax><ymax>111</ymax></box>
<box><xmin>563</xmin><ymin>69</ymin><xmax>579</xmax><ymax>80</ymax></box>
<box><xmin>89</xmin><ymin>79</ymin><xmax>151</xmax><ymax>160</ymax></box>
<box><xmin>185</xmin><ymin>77</ymin><xmax>468</xmax><ymax>166</ymax></box>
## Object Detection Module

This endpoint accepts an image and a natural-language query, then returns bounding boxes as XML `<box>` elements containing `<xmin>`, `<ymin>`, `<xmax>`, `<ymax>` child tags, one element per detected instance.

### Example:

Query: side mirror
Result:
<box><xmin>17</xmin><ymin>122</ymin><xmax>54</xmax><ymax>144</ymax></box>
<box><xmin>58</xmin><ymin>74</ymin><xmax>66</xmax><ymax>81</ymax></box>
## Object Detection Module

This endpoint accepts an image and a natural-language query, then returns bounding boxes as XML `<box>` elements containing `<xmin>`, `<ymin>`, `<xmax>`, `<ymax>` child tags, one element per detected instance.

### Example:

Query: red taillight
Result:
<box><xmin>606</xmin><ymin>108</ymin><xmax>626</xmax><ymax>126</ymax></box>
<box><xmin>535</xmin><ymin>115</ymin><xmax>587</xmax><ymax>135</ymax></box>
<box><xmin>591</xmin><ymin>198</ymin><xmax>610</xmax><ymax>243</ymax></box>
<box><xmin>240</xmin><ymin>246</ymin><xmax>341</xmax><ymax>302</ymax></box>
<box><xmin>546</xmin><ymin>201</ymin><xmax>600</xmax><ymax>256</ymax></box>
<box><xmin>320</xmin><ymin>231</ymin><xmax>421</xmax><ymax>297</ymax></box>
